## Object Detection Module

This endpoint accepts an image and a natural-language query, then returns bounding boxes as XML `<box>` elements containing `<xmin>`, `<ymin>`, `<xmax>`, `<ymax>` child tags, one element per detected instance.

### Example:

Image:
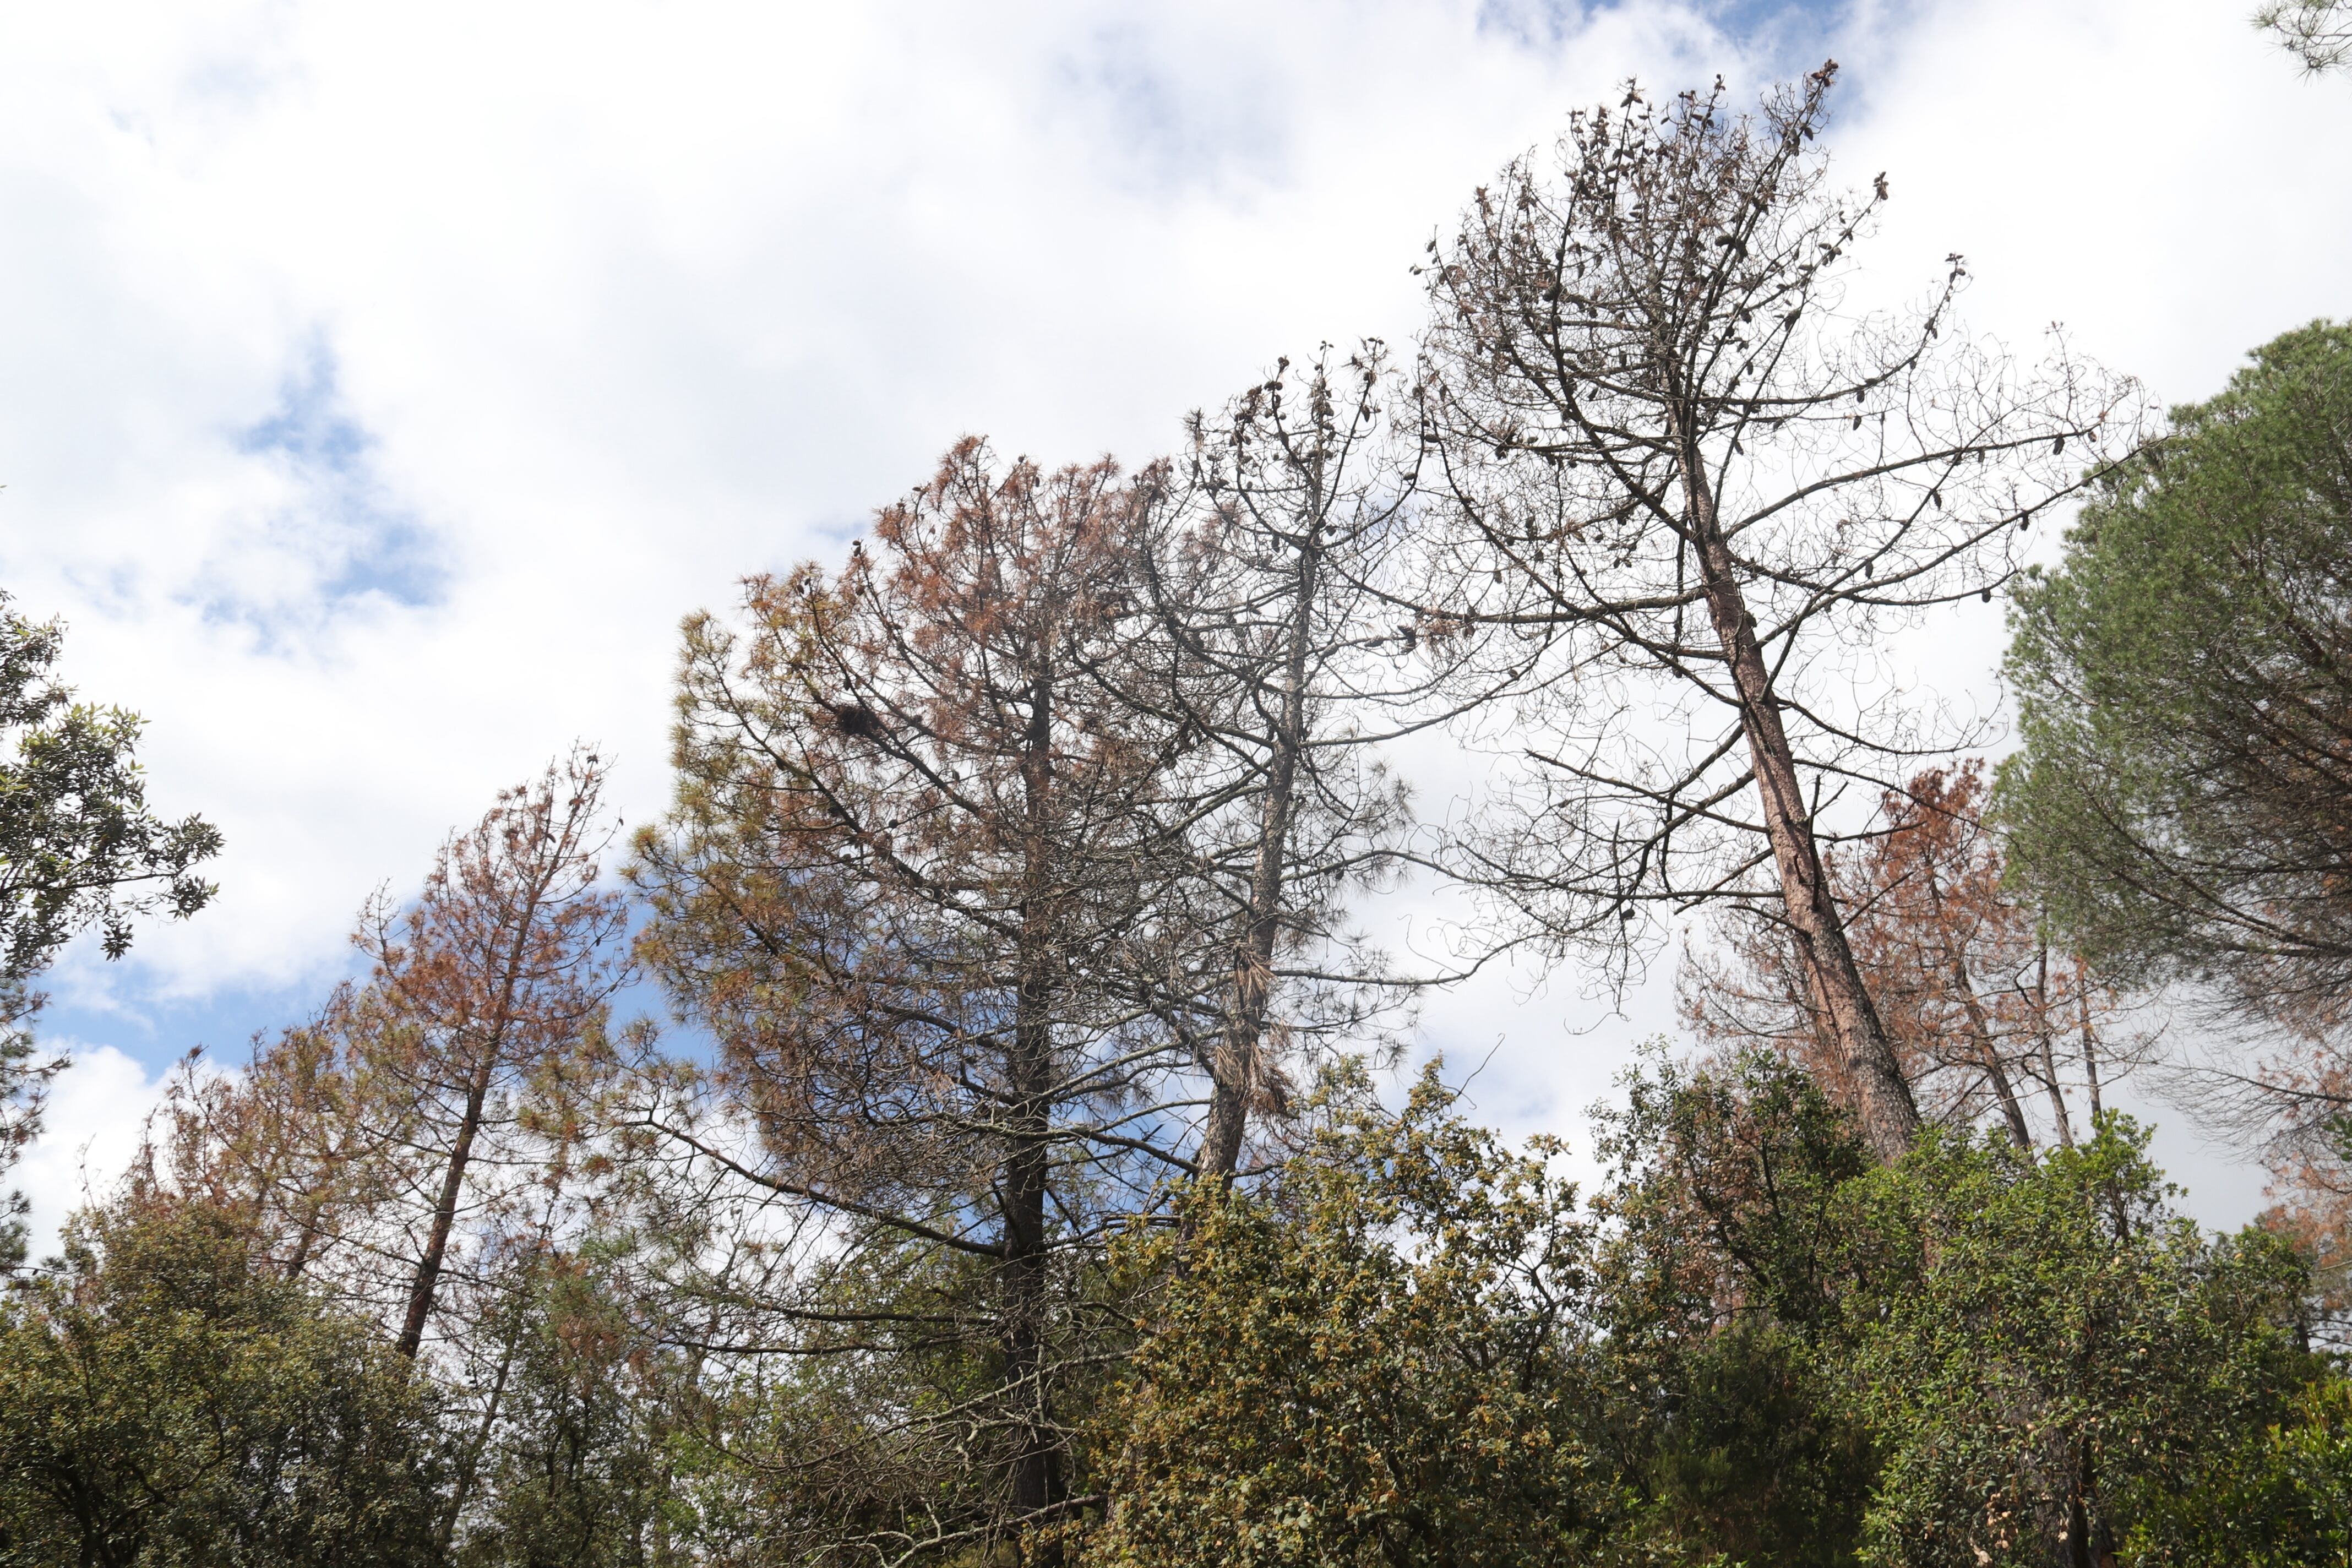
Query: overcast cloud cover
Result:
<box><xmin>6</xmin><ymin>0</ymin><xmax>2347</xmax><ymax>1249</ymax></box>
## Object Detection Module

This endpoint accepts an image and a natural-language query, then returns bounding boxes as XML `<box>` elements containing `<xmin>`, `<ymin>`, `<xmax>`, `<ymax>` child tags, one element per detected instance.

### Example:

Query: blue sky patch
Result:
<box><xmin>1479</xmin><ymin>0</ymin><xmax>1857</xmax><ymax>73</ymax></box>
<box><xmin>198</xmin><ymin>337</ymin><xmax>449</xmax><ymax>639</ymax></box>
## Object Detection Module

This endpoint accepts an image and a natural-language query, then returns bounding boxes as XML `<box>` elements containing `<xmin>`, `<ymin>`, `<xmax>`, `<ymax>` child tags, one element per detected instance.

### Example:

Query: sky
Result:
<box><xmin>4</xmin><ymin>0</ymin><xmax>2348</xmax><ymax>1249</ymax></box>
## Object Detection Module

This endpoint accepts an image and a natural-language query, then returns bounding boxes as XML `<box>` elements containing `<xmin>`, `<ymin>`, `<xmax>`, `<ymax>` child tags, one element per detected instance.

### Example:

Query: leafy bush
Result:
<box><xmin>1079</xmin><ymin>1069</ymin><xmax>1617</xmax><ymax>1568</ymax></box>
<box><xmin>0</xmin><ymin>1199</ymin><xmax>443</xmax><ymax>1566</ymax></box>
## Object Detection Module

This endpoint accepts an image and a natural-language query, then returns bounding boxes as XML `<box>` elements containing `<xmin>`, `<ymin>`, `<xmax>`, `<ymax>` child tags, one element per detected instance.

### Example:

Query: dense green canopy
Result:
<box><xmin>0</xmin><ymin>1201</ymin><xmax>443</xmax><ymax>1566</ymax></box>
<box><xmin>2002</xmin><ymin>320</ymin><xmax>2352</xmax><ymax>1029</ymax></box>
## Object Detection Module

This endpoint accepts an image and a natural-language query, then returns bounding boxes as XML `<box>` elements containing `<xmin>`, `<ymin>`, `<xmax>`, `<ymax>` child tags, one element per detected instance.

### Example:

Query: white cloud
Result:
<box><xmin>0</xmin><ymin>0</ymin><xmax>2338</xmax><ymax>1227</ymax></box>
<box><xmin>10</xmin><ymin>1045</ymin><xmax>180</xmax><ymax>1261</ymax></box>
<box><xmin>2</xmin><ymin>1</ymin><xmax>1746</xmax><ymax>998</ymax></box>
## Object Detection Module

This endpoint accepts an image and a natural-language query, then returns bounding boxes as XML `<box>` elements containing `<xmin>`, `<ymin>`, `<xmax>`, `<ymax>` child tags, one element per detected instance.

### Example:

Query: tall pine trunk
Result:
<box><xmin>1199</xmin><ymin>518</ymin><xmax>1321</xmax><ymax>1183</ymax></box>
<box><xmin>1006</xmin><ymin>671</ymin><xmax>1062</xmax><ymax>1517</ymax></box>
<box><xmin>1685</xmin><ymin>452</ymin><xmax>1921</xmax><ymax>1162</ymax></box>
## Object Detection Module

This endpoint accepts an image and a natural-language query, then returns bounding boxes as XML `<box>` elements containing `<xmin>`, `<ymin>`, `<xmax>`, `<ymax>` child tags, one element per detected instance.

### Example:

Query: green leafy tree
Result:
<box><xmin>0</xmin><ymin>598</ymin><xmax>220</xmax><ymax>1266</ymax></box>
<box><xmin>2003</xmin><ymin>322</ymin><xmax>2352</xmax><ymax>1026</ymax></box>
<box><xmin>2131</xmin><ymin>1376</ymin><xmax>2352</xmax><ymax>1564</ymax></box>
<box><xmin>455</xmin><ymin>1249</ymin><xmax>694</xmax><ymax>1568</ymax></box>
<box><xmin>2002</xmin><ymin>321</ymin><xmax>2352</xmax><ymax>1218</ymax></box>
<box><xmin>1843</xmin><ymin>1123</ymin><xmax>2312</xmax><ymax>1568</ymax></box>
<box><xmin>1077</xmin><ymin>1068</ymin><xmax>1616</xmax><ymax>1568</ymax></box>
<box><xmin>0</xmin><ymin>1196</ymin><xmax>443</xmax><ymax>1566</ymax></box>
<box><xmin>1586</xmin><ymin>1047</ymin><xmax>1879</xmax><ymax>1565</ymax></box>
<box><xmin>1582</xmin><ymin>1047</ymin><xmax>2329</xmax><ymax>1566</ymax></box>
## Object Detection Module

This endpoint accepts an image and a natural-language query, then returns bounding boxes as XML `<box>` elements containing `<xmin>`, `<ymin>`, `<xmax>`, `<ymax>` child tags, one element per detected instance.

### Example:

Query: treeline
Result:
<box><xmin>5</xmin><ymin>66</ymin><xmax>2352</xmax><ymax>1567</ymax></box>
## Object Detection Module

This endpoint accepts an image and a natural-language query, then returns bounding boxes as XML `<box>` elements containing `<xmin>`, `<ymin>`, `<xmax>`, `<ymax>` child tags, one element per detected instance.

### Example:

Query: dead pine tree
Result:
<box><xmin>2257</xmin><ymin>0</ymin><xmax>2352</xmax><ymax>72</ymax></box>
<box><xmin>368</xmin><ymin>750</ymin><xmax>629</xmax><ymax>1360</ymax></box>
<box><xmin>1413</xmin><ymin>66</ymin><xmax>2136</xmax><ymax>1160</ymax></box>
<box><xmin>161</xmin><ymin>749</ymin><xmax>629</xmax><ymax>1360</ymax></box>
<box><xmin>1681</xmin><ymin>762</ymin><xmax>2148</xmax><ymax>1149</ymax></box>
<box><xmin>629</xmin><ymin>440</ymin><xmax>1202</xmax><ymax>1553</ymax></box>
<box><xmin>1683</xmin><ymin>766</ymin><xmax>2035</xmax><ymax>1144</ymax></box>
<box><xmin>155</xmin><ymin>998</ymin><xmax>387</xmax><ymax>1283</ymax></box>
<box><xmin>1134</xmin><ymin>344</ymin><xmax>1502</xmax><ymax>1183</ymax></box>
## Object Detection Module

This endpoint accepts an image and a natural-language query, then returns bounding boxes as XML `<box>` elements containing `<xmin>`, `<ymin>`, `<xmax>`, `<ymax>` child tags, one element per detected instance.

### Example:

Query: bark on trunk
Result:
<box><xmin>1198</xmin><ymin>522</ymin><xmax>1322</xmax><ymax>1183</ymax></box>
<box><xmin>396</xmin><ymin>1044</ymin><xmax>498</xmax><ymax>1359</ymax></box>
<box><xmin>1005</xmin><ymin>672</ymin><xmax>1063</xmax><ymax>1521</ymax></box>
<box><xmin>284</xmin><ymin>1188</ymin><xmax>325</xmax><ymax>1281</ymax></box>
<box><xmin>1002</xmin><ymin>1061</ymin><xmax>1057</xmax><ymax>1518</ymax></box>
<box><xmin>396</xmin><ymin>894</ymin><xmax>543</xmax><ymax>1359</ymax></box>
<box><xmin>2066</xmin><ymin>1441</ymin><xmax>2097</xmax><ymax>1568</ymax></box>
<box><xmin>1683</xmin><ymin>451</ymin><xmax>1921</xmax><ymax>1162</ymax></box>
<box><xmin>2077</xmin><ymin>959</ymin><xmax>2104</xmax><ymax>1123</ymax></box>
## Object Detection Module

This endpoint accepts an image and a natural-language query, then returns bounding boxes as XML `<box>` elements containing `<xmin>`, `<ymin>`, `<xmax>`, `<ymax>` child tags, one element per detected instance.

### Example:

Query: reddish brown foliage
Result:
<box><xmin>1685</xmin><ymin>763</ymin><xmax>2139</xmax><ymax>1147</ymax></box>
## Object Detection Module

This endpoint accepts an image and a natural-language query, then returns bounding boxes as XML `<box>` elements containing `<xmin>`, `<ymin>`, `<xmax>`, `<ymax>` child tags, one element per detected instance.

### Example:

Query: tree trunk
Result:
<box><xmin>438</xmin><ymin>1314</ymin><xmax>521</xmax><ymax>1551</ymax></box>
<box><xmin>284</xmin><ymin>1186</ymin><xmax>326</xmax><ymax>1281</ymax></box>
<box><xmin>2077</xmin><ymin>958</ymin><xmax>2104</xmax><ymax>1123</ymax></box>
<box><xmin>2033</xmin><ymin>943</ymin><xmax>2076</xmax><ymax>1148</ymax></box>
<box><xmin>1684</xmin><ymin>457</ymin><xmax>1921</xmax><ymax>1162</ymax></box>
<box><xmin>1005</xmin><ymin>672</ymin><xmax>1063</xmax><ymax>1521</ymax></box>
<box><xmin>395</xmin><ymin>876</ymin><xmax>549</xmax><ymax>1359</ymax></box>
<box><xmin>1199</xmin><ymin>521</ymin><xmax>1322</xmax><ymax>1183</ymax></box>
<box><xmin>1923</xmin><ymin>861</ymin><xmax>2034</xmax><ymax>1147</ymax></box>
<box><xmin>1002</xmin><ymin>1044</ymin><xmax>1057</xmax><ymax>1518</ymax></box>
<box><xmin>2066</xmin><ymin>1441</ymin><xmax>2097</xmax><ymax>1568</ymax></box>
<box><xmin>396</xmin><ymin>1042</ymin><xmax>498</xmax><ymax>1359</ymax></box>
